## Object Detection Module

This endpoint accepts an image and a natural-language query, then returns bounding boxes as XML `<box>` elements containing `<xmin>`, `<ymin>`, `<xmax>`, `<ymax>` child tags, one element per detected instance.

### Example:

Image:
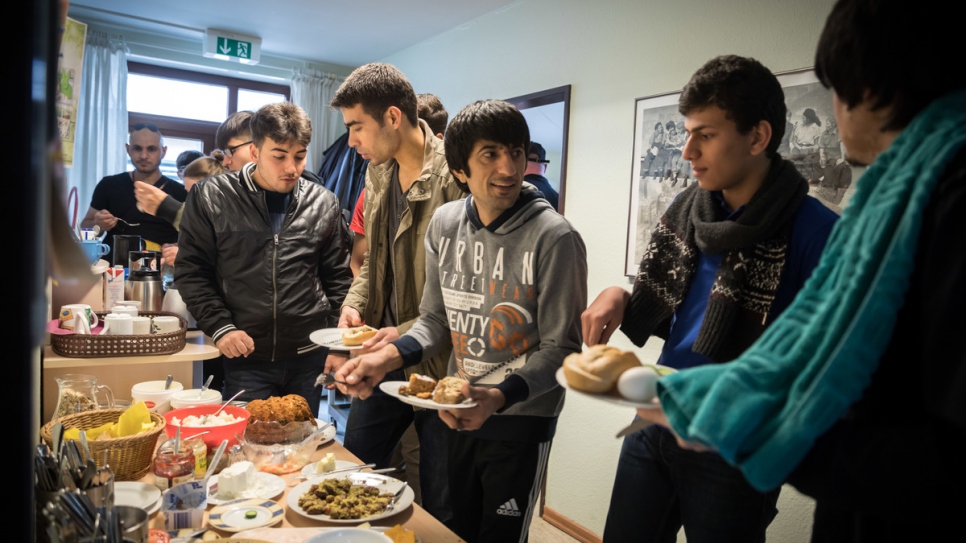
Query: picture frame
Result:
<box><xmin>623</xmin><ymin>67</ymin><xmax>849</xmax><ymax>277</ymax></box>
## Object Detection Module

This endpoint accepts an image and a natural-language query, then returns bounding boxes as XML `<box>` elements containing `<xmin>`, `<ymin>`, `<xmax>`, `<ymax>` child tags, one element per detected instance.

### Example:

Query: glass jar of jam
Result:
<box><xmin>153</xmin><ymin>442</ymin><xmax>195</xmax><ymax>491</ymax></box>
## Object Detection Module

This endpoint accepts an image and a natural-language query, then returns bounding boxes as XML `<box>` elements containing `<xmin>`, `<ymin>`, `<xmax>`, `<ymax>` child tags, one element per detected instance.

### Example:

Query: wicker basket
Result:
<box><xmin>40</xmin><ymin>408</ymin><xmax>166</xmax><ymax>481</ymax></box>
<box><xmin>49</xmin><ymin>311</ymin><xmax>187</xmax><ymax>358</ymax></box>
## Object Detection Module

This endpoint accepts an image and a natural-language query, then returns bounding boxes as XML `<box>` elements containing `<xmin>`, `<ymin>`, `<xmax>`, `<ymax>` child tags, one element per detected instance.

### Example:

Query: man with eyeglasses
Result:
<box><xmin>523</xmin><ymin>141</ymin><xmax>559</xmax><ymax>210</ymax></box>
<box><xmin>82</xmin><ymin>122</ymin><xmax>187</xmax><ymax>265</ymax></box>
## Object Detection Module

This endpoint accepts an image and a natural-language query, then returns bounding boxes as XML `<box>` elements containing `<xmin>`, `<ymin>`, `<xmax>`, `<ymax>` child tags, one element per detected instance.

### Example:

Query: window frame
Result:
<box><xmin>127</xmin><ymin>61</ymin><xmax>290</xmax><ymax>154</ymax></box>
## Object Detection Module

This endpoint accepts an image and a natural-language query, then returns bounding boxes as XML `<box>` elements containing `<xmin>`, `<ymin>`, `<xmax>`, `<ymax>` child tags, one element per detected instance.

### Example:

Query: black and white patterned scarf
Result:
<box><xmin>623</xmin><ymin>158</ymin><xmax>809</xmax><ymax>362</ymax></box>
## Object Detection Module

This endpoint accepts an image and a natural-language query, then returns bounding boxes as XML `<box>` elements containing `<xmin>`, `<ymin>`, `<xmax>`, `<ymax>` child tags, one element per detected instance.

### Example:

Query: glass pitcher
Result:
<box><xmin>51</xmin><ymin>374</ymin><xmax>115</xmax><ymax>421</ymax></box>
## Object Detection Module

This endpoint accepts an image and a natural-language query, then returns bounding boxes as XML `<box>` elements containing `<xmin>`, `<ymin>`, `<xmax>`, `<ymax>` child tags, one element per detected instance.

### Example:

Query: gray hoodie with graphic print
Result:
<box><xmin>393</xmin><ymin>186</ymin><xmax>587</xmax><ymax>442</ymax></box>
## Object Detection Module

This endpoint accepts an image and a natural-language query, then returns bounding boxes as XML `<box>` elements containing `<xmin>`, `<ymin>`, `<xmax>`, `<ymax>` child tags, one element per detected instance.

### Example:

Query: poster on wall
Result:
<box><xmin>57</xmin><ymin>17</ymin><xmax>87</xmax><ymax>168</ymax></box>
<box><xmin>623</xmin><ymin>68</ymin><xmax>852</xmax><ymax>277</ymax></box>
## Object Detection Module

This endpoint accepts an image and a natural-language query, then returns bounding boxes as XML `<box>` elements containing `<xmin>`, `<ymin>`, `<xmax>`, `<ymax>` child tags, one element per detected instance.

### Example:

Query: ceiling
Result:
<box><xmin>67</xmin><ymin>0</ymin><xmax>520</xmax><ymax>69</ymax></box>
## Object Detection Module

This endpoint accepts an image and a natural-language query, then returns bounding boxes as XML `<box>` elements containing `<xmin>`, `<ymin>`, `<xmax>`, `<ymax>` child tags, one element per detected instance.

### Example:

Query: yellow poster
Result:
<box><xmin>58</xmin><ymin>17</ymin><xmax>87</xmax><ymax>167</ymax></box>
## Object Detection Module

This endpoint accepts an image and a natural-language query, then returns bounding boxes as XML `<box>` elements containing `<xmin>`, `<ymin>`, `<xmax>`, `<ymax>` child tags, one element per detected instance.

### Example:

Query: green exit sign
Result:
<box><xmin>218</xmin><ymin>37</ymin><xmax>251</xmax><ymax>59</ymax></box>
<box><xmin>204</xmin><ymin>30</ymin><xmax>261</xmax><ymax>64</ymax></box>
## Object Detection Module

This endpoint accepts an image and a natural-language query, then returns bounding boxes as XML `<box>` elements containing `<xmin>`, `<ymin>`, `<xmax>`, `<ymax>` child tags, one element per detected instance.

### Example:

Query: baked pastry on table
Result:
<box><xmin>244</xmin><ymin>394</ymin><xmax>317</xmax><ymax>444</ymax></box>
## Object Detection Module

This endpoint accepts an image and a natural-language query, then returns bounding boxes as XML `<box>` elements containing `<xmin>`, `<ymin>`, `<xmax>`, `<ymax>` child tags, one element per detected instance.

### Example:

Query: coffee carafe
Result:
<box><xmin>125</xmin><ymin>250</ymin><xmax>163</xmax><ymax>312</ymax></box>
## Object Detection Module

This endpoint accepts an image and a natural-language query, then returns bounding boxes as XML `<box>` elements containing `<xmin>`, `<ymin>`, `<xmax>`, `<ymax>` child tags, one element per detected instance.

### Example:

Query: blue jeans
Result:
<box><xmin>603</xmin><ymin>423</ymin><xmax>780</xmax><ymax>543</ymax></box>
<box><xmin>343</xmin><ymin>369</ymin><xmax>452</xmax><ymax>526</ymax></box>
<box><xmin>223</xmin><ymin>351</ymin><xmax>325</xmax><ymax>417</ymax></box>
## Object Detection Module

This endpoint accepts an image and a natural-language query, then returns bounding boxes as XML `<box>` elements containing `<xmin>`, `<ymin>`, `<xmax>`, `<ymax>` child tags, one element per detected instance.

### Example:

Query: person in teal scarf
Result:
<box><xmin>632</xmin><ymin>1</ymin><xmax>966</xmax><ymax>540</ymax></box>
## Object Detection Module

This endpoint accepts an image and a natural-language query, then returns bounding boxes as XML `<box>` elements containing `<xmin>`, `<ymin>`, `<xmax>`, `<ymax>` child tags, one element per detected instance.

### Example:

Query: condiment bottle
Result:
<box><xmin>183</xmin><ymin>436</ymin><xmax>208</xmax><ymax>479</ymax></box>
<box><xmin>153</xmin><ymin>442</ymin><xmax>195</xmax><ymax>491</ymax></box>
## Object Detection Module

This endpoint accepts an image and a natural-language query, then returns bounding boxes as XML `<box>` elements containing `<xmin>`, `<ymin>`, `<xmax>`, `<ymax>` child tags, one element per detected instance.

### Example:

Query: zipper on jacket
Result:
<box><xmin>272</xmin><ymin>233</ymin><xmax>278</xmax><ymax>360</ymax></box>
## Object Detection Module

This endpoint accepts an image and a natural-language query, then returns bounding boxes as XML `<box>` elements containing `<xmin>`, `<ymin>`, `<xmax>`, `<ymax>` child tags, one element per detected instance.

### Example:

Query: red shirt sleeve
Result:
<box><xmin>349</xmin><ymin>190</ymin><xmax>365</xmax><ymax>236</ymax></box>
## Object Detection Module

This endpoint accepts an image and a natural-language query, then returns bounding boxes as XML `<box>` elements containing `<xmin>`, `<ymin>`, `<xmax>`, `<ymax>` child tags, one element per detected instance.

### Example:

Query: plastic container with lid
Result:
<box><xmin>169</xmin><ymin>388</ymin><xmax>222</xmax><ymax>410</ymax></box>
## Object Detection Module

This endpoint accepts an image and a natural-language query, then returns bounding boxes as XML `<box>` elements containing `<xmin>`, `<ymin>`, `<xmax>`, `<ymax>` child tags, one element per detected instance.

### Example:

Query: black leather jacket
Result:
<box><xmin>175</xmin><ymin>163</ymin><xmax>352</xmax><ymax>361</ymax></box>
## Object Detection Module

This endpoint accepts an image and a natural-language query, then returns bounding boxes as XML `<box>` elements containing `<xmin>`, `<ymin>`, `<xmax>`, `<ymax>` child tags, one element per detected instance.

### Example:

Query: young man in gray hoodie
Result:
<box><xmin>335</xmin><ymin>99</ymin><xmax>588</xmax><ymax>542</ymax></box>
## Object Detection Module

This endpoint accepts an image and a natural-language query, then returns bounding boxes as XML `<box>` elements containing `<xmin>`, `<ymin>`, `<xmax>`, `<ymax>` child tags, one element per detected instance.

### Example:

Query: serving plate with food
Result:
<box><xmin>379</xmin><ymin>374</ymin><xmax>477</xmax><ymax>410</ymax></box>
<box><xmin>206</xmin><ymin>461</ymin><xmax>286</xmax><ymax>505</ymax></box>
<box><xmin>287</xmin><ymin>472</ymin><xmax>415</xmax><ymax>524</ymax></box>
<box><xmin>300</xmin><ymin>454</ymin><xmax>359</xmax><ymax>477</ymax></box>
<box><xmin>557</xmin><ymin>345</ymin><xmax>676</xmax><ymax>408</ymax></box>
<box><xmin>310</xmin><ymin>326</ymin><xmax>377</xmax><ymax>351</ymax></box>
<box><xmin>232</xmin><ymin>526</ymin><xmax>421</xmax><ymax>543</ymax></box>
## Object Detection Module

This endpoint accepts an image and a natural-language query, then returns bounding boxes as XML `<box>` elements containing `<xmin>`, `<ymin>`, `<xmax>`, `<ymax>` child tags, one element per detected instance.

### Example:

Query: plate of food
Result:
<box><xmin>378</xmin><ymin>374</ymin><xmax>477</xmax><ymax>410</ymax></box>
<box><xmin>301</xmin><ymin>454</ymin><xmax>360</xmax><ymax>478</ymax></box>
<box><xmin>208</xmin><ymin>498</ymin><xmax>284</xmax><ymax>532</ymax></box>
<box><xmin>314</xmin><ymin>419</ymin><xmax>337</xmax><ymax>447</ymax></box>
<box><xmin>288</xmin><ymin>472</ymin><xmax>415</xmax><ymax>524</ymax></box>
<box><xmin>310</xmin><ymin>326</ymin><xmax>377</xmax><ymax>351</ymax></box>
<box><xmin>556</xmin><ymin>345</ymin><xmax>677</xmax><ymax>409</ymax></box>
<box><xmin>114</xmin><ymin>481</ymin><xmax>162</xmax><ymax>515</ymax></box>
<box><xmin>206</xmin><ymin>461</ymin><xmax>286</xmax><ymax>505</ymax></box>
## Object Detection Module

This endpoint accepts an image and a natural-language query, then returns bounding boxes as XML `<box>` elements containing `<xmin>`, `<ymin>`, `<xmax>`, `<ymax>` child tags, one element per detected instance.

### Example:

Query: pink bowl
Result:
<box><xmin>163</xmin><ymin>404</ymin><xmax>250</xmax><ymax>451</ymax></box>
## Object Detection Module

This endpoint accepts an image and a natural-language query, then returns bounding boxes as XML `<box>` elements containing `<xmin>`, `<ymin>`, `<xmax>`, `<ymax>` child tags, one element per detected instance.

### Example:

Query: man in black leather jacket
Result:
<box><xmin>175</xmin><ymin>102</ymin><xmax>352</xmax><ymax>416</ymax></box>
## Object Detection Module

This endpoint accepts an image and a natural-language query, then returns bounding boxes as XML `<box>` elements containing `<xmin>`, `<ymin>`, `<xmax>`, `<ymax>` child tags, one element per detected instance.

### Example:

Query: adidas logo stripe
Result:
<box><xmin>496</xmin><ymin>498</ymin><xmax>522</xmax><ymax>517</ymax></box>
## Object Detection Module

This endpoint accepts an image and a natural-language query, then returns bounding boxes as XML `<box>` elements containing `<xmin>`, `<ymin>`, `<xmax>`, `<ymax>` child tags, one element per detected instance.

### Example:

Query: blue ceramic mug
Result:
<box><xmin>80</xmin><ymin>240</ymin><xmax>110</xmax><ymax>264</ymax></box>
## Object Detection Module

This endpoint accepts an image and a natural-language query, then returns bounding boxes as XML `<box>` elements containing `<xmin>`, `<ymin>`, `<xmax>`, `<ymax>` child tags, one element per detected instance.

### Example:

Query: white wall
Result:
<box><xmin>384</xmin><ymin>0</ymin><xmax>836</xmax><ymax>539</ymax></box>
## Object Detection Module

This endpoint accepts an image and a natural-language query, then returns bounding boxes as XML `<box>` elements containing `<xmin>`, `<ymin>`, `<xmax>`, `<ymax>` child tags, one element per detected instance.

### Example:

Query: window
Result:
<box><xmin>126</xmin><ymin>62</ymin><xmax>290</xmax><ymax>172</ymax></box>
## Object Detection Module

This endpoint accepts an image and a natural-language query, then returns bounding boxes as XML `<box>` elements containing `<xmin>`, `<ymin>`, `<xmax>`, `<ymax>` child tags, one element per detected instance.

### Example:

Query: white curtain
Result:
<box><xmin>70</xmin><ymin>30</ymin><xmax>129</xmax><ymax>218</ymax></box>
<box><xmin>290</xmin><ymin>68</ymin><xmax>345</xmax><ymax>173</ymax></box>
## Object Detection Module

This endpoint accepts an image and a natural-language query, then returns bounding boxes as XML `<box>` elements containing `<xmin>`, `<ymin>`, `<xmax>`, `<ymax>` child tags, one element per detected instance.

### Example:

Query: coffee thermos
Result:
<box><xmin>125</xmin><ymin>250</ymin><xmax>163</xmax><ymax>312</ymax></box>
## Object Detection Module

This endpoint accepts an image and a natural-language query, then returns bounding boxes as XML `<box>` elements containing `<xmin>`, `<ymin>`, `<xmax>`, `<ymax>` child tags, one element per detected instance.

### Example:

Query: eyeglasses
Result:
<box><xmin>131</xmin><ymin>122</ymin><xmax>160</xmax><ymax>133</ymax></box>
<box><xmin>528</xmin><ymin>157</ymin><xmax>549</xmax><ymax>164</ymax></box>
<box><xmin>225</xmin><ymin>140</ymin><xmax>252</xmax><ymax>158</ymax></box>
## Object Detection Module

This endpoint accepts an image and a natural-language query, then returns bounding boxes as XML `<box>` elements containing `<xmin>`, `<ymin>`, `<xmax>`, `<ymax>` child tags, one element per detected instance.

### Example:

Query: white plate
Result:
<box><xmin>288</xmin><ymin>473</ymin><xmax>415</xmax><ymax>524</ymax></box>
<box><xmin>315</xmin><ymin>419</ymin><xmax>337</xmax><ymax>447</ymax></box>
<box><xmin>310</xmin><ymin>328</ymin><xmax>363</xmax><ymax>351</ymax></box>
<box><xmin>378</xmin><ymin>381</ymin><xmax>477</xmax><ymax>410</ymax></box>
<box><xmin>206</xmin><ymin>471</ymin><xmax>286</xmax><ymax>505</ymax></box>
<box><xmin>114</xmin><ymin>482</ymin><xmax>162</xmax><ymax>515</ymax></box>
<box><xmin>555</xmin><ymin>366</ymin><xmax>675</xmax><ymax>409</ymax></box>
<box><xmin>208</xmin><ymin>498</ymin><xmax>284</xmax><ymax>532</ymax></box>
<box><xmin>301</xmin><ymin>459</ymin><xmax>360</xmax><ymax>478</ymax></box>
<box><xmin>233</xmin><ymin>527</ymin><xmax>422</xmax><ymax>543</ymax></box>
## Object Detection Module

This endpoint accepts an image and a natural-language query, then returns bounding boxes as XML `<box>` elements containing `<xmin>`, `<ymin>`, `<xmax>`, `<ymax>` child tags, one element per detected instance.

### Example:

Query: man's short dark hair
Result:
<box><xmin>445</xmin><ymin>100</ymin><xmax>529</xmax><ymax>192</ymax></box>
<box><xmin>815</xmin><ymin>0</ymin><xmax>963</xmax><ymax>132</ymax></box>
<box><xmin>176</xmin><ymin>150</ymin><xmax>205</xmax><ymax>171</ymax></box>
<box><xmin>679</xmin><ymin>55</ymin><xmax>786</xmax><ymax>158</ymax></box>
<box><xmin>250</xmin><ymin>102</ymin><xmax>312</xmax><ymax>147</ymax></box>
<box><xmin>417</xmin><ymin>93</ymin><xmax>448</xmax><ymax>136</ymax></box>
<box><xmin>215</xmin><ymin>111</ymin><xmax>254</xmax><ymax>150</ymax></box>
<box><xmin>330</xmin><ymin>63</ymin><xmax>418</xmax><ymax>127</ymax></box>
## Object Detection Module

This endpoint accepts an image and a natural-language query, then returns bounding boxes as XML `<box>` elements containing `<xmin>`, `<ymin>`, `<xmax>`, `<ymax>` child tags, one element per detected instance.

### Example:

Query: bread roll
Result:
<box><xmin>342</xmin><ymin>325</ymin><xmax>377</xmax><ymax>346</ymax></box>
<box><xmin>562</xmin><ymin>345</ymin><xmax>643</xmax><ymax>393</ymax></box>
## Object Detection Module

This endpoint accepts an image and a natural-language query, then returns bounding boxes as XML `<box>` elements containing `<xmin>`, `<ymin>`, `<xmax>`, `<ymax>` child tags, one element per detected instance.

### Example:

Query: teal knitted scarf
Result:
<box><xmin>657</xmin><ymin>89</ymin><xmax>966</xmax><ymax>491</ymax></box>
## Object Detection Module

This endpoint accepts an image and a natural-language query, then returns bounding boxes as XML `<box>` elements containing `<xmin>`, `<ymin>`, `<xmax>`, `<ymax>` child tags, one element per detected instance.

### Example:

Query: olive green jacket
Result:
<box><xmin>343</xmin><ymin>120</ymin><xmax>466</xmax><ymax>380</ymax></box>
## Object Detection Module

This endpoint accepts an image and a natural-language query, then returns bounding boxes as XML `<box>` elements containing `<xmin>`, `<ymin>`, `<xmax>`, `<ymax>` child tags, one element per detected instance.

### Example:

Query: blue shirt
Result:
<box><xmin>660</xmin><ymin>193</ymin><xmax>838</xmax><ymax>369</ymax></box>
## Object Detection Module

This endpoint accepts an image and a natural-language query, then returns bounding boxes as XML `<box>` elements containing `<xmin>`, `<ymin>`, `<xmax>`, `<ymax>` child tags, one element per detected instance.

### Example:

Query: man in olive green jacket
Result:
<box><xmin>326</xmin><ymin>62</ymin><xmax>465</xmax><ymax>527</ymax></box>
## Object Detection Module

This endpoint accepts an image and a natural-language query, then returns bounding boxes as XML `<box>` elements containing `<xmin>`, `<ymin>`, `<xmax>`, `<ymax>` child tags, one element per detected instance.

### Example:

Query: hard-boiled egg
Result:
<box><xmin>617</xmin><ymin>365</ymin><xmax>659</xmax><ymax>402</ymax></box>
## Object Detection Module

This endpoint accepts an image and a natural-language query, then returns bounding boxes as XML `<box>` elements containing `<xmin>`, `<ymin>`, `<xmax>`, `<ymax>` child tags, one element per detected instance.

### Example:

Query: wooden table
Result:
<box><xmin>144</xmin><ymin>437</ymin><xmax>465</xmax><ymax>542</ymax></box>
<box><xmin>42</xmin><ymin>331</ymin><xmax>221</xmax><ymax>421</ymax></box>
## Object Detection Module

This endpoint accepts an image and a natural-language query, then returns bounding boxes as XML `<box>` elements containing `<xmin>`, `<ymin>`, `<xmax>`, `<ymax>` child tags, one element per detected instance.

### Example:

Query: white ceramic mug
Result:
<box><xmin>59</xmin><ymin>304</ymin><xmax>98</xmax><ymax>331</ymax></box>
<box><xmin>152</xmin><ymin>315</ymin><xmax>181</xmax><ymax>334</ymax></box>
<box><xmin>103</xmin><ymin>313</ymin><xmax>133</xmax><ymax>335</ymax></box>
<box><xmin>111</xmin><ymin>305</ymin><xmax>139</xmax><ymax>317</ymax></box>
<box><xmin>131</xmin><ymin>316</ymin><xmax>152</xmax><ymax>335</ymax></box>
<box><xmin>115</xmin><ymin>300</ymin><xmax>142</xmax><ymax>310</ymax></box>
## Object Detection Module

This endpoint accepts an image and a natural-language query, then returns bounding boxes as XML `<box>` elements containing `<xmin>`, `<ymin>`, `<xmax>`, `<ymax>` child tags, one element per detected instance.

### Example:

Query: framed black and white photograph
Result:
<box><xmin>623</xmin><ymin>68</ymin><xmax>849</xmax><ymax>277</ymax></box>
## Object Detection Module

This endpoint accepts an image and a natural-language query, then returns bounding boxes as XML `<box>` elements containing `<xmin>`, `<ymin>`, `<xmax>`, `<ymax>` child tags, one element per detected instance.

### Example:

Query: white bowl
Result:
<box><xmin>305</xmin><ymin>528</ymin><xmax>392</xmax><ymax>543</ymax></box>
<box><xmin>131</xmin><ymin>380</ymin><xmax>184</xmax><ymax>413</ymax></box>
<box><xmin>170</xmin><ymin>388</ymin><xmax>222</xmax><ymax>409</ymax></box>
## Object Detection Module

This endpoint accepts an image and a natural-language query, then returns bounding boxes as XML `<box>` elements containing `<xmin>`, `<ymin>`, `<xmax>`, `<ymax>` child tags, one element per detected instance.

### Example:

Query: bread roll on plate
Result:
<box><xmin>342</xmin><ymin>325</ymin><xmax>377</xmax><ymax>346</ymax></box>
<box><xmin>562</xmin><ymin>345</ymin><xmax>643</xmax><ymax>394</ymax></box>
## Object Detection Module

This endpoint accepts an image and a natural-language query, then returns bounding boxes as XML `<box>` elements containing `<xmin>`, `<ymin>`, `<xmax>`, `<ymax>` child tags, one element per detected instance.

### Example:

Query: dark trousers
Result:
<box><xmin>343</xmin><ymin>370</ymin><xmax>452</xmax><ymax>525</ymax></box>
<box><xmin>448</xmin><ymin>431</ymin><xmax>551</xmax><ymax>543</ymax></box>
<box><xmin>222</xmin><ymin>351</ymin><xmax>325</xmax><ymax>417</ymax></box>
<box><xmin>603</xmin><ymin>423</ymin><xmax>780</xmax><ymax>543</ymax></box>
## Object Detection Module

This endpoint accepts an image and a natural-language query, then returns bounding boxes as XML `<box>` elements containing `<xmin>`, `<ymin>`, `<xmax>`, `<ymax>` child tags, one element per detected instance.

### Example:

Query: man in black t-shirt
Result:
<box><xmin>81</xmin><ymin>122</ymin><xmax>187</xmax><ymax>266</ymax></box>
